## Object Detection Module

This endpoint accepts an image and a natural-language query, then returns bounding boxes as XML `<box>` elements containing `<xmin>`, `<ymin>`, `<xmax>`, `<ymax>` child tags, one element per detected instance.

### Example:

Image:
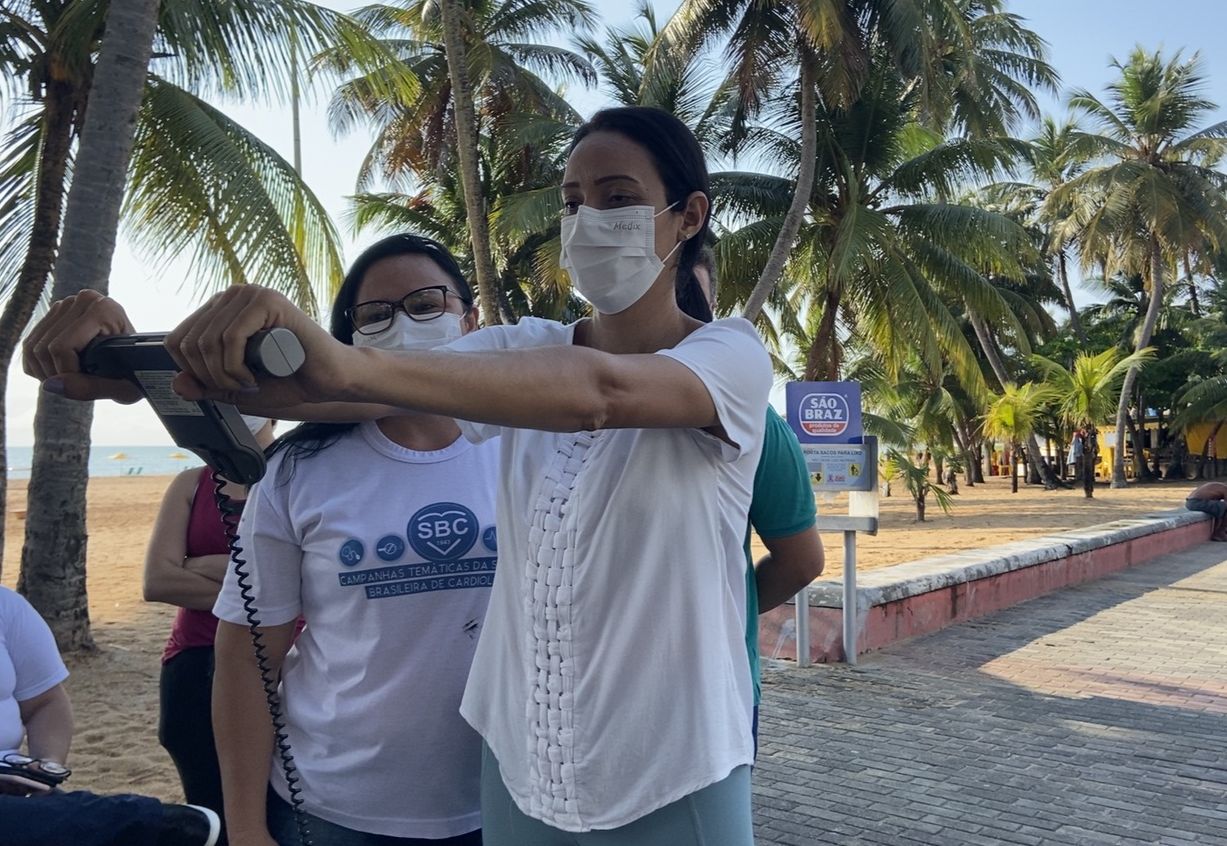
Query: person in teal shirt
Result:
<box><xmin>691</xmin><ymin>248</ymin><xmax>825</xmax><ymax>748</ymax></box>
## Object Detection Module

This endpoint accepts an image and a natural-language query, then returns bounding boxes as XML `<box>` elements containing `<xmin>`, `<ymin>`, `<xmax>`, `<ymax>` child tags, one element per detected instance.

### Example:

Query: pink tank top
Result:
<box><xmin>161</xmin><ymin>469</ymin><xmax>244</xmax><ymax>663</ymax></box>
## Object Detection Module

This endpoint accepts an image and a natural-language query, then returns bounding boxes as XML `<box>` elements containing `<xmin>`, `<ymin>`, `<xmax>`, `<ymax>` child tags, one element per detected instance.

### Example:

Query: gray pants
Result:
<box><xmin>479</xmin><ymin>744</ymin><xmax>753</xmax><ymax>846</ymax></box>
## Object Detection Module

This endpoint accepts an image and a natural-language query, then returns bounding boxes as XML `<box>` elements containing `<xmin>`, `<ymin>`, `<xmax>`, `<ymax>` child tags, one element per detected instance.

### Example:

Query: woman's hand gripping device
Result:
<box><xmin>79</xmin><ymin>329</ymin><xmax>304</xmax><ymax>484</ymax></box>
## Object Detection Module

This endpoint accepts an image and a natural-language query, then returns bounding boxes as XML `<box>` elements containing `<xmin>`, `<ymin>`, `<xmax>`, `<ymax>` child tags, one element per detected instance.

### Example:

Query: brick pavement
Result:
<box><xmin>753</xmin><ymin>542</ymin><xmax>1227</xmax><ymax>845</ymax></box>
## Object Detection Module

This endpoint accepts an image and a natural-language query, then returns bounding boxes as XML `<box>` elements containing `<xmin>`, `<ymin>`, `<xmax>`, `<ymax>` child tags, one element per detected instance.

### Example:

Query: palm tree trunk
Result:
<box><xmin>1125</xmin><ymin>410</ymin><xmax>1150</xmax><ymax>480</ymax></box>
<box><xmin>290</xmin><ymin>26</ymin><xmax>302</xmax><ymax>175</ymax></box>
<box><xmin>1126</xmin><ymin>383</ymin><xmax>1153</xmax><ymax>481</ymax></box>
<box><xmin>1112</xmin><ymin>240</ymin><xmax>1164</xmax><ymax>488</ymax></box>
<box><xmin>19</xmin><ymin>0</ymin><xmax>161</xmax><ymax>651</ymax></box>
<box><xmin>950</xmin><ymin>423</ymin><xmax>975</xmax><ymax>487</ymax></box>
<box><xmin>1183</xmin><ymin>253</ymin><xmax>1201</xmax><ymax>317</ymax></box>
<box><xmin>1010</xmin><ymin>442</ymin><xmax>1019</xmax><ymax>493</ymax></box>
<box><xmin>741</xmin><ymin>49</ymin><xmax>817</xmax><ymax>323</ymax></box>
<box><xmin>968</xmin><ymin>310</ymin><xmax>1058</xmax><ymax>488</ymax></box>
<box><xmin>437</xmin><ymin>0</ymin><xmax>501</xmax><ymax>326</ymax></box>
<box><xmin>803</xmin><ymin>287</ymin><xmax>840</xmax><ymax>380</ymax></box>
<box><xmin>969</xmin><ymin>309</ymin><xmax>1010</xmax><ymax>388</ymax></box>
<box><xmin>1057</xmin><ymin>250</ymin><xmax>1087</xmax><ymax>342</ymax></box>
<box><xmin>1083</xmin><ymin>425</ymin><xmax>1097</xmax><ymax>498</ymax></box>
<box><xmin>0</xmin><ymin>78</ymin><xmax>77</xmax><ymax>574</ymax></box>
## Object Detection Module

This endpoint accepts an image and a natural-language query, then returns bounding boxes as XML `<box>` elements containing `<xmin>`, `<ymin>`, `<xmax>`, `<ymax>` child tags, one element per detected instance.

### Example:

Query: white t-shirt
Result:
<box><xmin>214</xmin><ymin>423</ymin><xmax>499</xmax><ymax>839</ymax></box>
<box><xmin>0</xmin><ymin>586</ymin><xmax>68</xmax><ymax>756</ymax></box>
<box><xmin>447</xmin><ymin>317</ymin><xmax>771</xmax><ymax>832</ymax></box>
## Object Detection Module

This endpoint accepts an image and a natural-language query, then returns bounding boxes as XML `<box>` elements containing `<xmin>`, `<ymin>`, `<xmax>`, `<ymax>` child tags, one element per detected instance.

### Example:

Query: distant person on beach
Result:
<box><xmin>143</xmin><ymin>416</ymin><xmax>275</xmax><ymax>834</ymax></box>
<box><xmin>1185</xmin><ymin>481</ymin><xmax>1227</xmax><ymax>541</ymax></box>
<box><xmin>26</xmin><ymin>105</ymin><xmax>773</xmax><ymax>845</ymax></box>
<box><xmin>209</xmin><ymin>234</ymin><xmax>494</xmax><ymax>846</ymax></box>
<box><xmin>0</xmin><ymin>585</ymin><xmax>221</xmax><ymax>846</ymax></box>
<box><xmin>690</xmin><ymin>246</ymin><xmax>824</xmax><ymax>749</ymax></box>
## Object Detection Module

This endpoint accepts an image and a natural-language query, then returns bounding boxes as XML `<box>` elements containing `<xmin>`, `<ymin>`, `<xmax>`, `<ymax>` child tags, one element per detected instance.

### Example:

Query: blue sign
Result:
<box><xmin>786</xmin><ymin>382</ymin><xmax>863</xmax><ymax>444</ymax></box>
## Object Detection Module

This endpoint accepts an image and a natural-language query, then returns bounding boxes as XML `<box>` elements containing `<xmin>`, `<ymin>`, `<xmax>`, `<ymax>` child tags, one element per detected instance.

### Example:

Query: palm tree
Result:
<box><xmin>997</xmin><ymin>116</ymin><xmax>1096</xmax><ymax>341</ymax></box>
<box><xmin>326</xmin><ymin>0</ymin><xmax>595</xmax><ymax>324</ymax></box>
<box><xmin>1050</xmin><ymin>47</ymin><xmax>1227</xmax><ymax>488</ymax></box>
<box><xmin>1032</xmin><ymin>346</ymin><xmax>1156</xmax><ymax>498</ymax></box>
<box><xmin>15</xmin><ymin>0</ymin><xmax>160</xmax><ymax>650</ymax></box>
<box><xmin>434</xmin><ymin>0</ymin><xmax>500</xmax><ymax>324</ymax></box>
<box><xmin>0</xmin><ymin>0</ymin><xmax>372</xmax><ymax>565</ymax></box>
<box><xmin>663</xmin><ymin>0</ymin><xmax>1055</xmax><ymax>323</ymax></box>
<box><xmin>887</xmin><ymin>449</ymin><xmax>953</xmax><ymax>523</ymax></box>
<box><xmin>982</xmin><ymin>382</ymin><xmax>1056</xmax><ymax>493</ymax></box>
<box><xmin>4</xmin><ymin>0</ymin><xmax>375</xmax><ymax>645</ymax></box>
<box><xmin>712</xmin><ymin>58</ymin><xmax>1035</xmax><ymax>400</ymax></box>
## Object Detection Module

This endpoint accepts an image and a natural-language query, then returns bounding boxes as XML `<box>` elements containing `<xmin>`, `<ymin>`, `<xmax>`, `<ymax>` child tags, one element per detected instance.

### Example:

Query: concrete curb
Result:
<box><xmin>760</xmin><ymin>508</ymin><xmax>1214</xmax><ymax>663</ymax></box>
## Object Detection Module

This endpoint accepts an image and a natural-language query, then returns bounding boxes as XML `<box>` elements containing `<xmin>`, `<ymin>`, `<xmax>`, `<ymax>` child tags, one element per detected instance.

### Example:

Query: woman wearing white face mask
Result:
<box><xmin>25</xmin><ymin>108</ymin><xmax>770</xmax><ymax>846</ymax></box>
<box><xmin>209</xmin><ymin>235</ymin><xmax>497</xmax><ymax>846</ymax></box>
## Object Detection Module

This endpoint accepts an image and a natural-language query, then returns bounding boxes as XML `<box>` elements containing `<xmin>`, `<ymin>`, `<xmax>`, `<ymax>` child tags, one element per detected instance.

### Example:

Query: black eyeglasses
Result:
<box><xmin>346</xmin><ymin>285</ymin><xmax>472</xmax><ymax>335</ymax></box>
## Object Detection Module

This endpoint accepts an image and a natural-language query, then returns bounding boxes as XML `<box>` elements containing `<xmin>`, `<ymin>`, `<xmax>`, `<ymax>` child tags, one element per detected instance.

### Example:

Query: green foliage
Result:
<box><xmin>982</xmin><ymin>381</ymin><xmax>1058</xmax><ymax>444</ymax></box>
<box><xmin>126</xmin><ymin>78</ymin><xmax>345</xmax><ymax>312</ymax></box>
<box><xmin>1052</xmin><ymin>48</ymin><xmax>1227</xmax><ymax>280</ymax></box>
<box><xmin>0</xmin><ymin>0</ymin><xmax>363</xmax><ymax>317</ymax></box>
<box><xmin>887</xmin><ymin>449</ymin><xmax>954</xmax><ymax>520</ymax></box>
<box><xmin>1030</xmin><ymin>346</ymin><xmax>1156</xmax><ymax>429</ymax></box>
<box><xmin>325</xmin><ymin>0</ymin><xmax>596</xmax><ymax>318</ymax></box>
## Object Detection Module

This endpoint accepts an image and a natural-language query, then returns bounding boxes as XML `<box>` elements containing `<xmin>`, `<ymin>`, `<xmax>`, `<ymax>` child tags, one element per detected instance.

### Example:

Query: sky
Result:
<box><xmin>6</xmin><ymin>0</ymin><xmax>1227</xmax><ymax>447</ymax></box>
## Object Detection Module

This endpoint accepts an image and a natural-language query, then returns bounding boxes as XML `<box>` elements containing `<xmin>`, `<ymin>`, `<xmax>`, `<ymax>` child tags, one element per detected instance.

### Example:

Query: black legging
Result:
<box><xmin>159</xmin><ymin>646</ymin><xmax>224</xmax><ymax>829</ymax></box>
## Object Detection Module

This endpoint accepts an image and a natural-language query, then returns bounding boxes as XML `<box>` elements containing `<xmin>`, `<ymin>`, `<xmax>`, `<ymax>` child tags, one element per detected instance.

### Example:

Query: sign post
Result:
<box><xmin>786</xmin><ymin>382</ymin><xmax>879</xmax><ymax>665</ymax></box>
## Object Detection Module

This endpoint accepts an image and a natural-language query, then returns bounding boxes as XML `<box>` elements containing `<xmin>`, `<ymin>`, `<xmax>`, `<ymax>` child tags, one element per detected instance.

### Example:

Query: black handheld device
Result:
<box><xmin>80</xmin><ymin>329</ymin><xmax>305</xmax><ymax>485</ymax></box>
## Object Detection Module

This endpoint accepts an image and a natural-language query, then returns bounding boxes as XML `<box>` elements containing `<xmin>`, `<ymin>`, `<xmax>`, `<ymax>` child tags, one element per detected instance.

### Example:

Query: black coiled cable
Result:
<box><xmin>213</xmin><ymin>471</ymin><xmax>312</xmax><ymax>846</ymax></box>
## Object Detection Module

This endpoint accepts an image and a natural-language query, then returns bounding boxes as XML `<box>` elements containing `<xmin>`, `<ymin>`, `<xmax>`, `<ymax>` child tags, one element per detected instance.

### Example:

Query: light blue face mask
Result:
<box><xmin>559</xmin><ymin>203</ymin><xmax>683</xmax><ymax>314</ymax></box>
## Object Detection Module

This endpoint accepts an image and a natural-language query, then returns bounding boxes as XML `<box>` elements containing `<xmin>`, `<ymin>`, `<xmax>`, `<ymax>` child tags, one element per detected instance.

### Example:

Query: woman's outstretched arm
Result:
<box><xmin>28</xmin><ymin>287</ymin><xmax>770</xmax><ymax>441</ymax></box>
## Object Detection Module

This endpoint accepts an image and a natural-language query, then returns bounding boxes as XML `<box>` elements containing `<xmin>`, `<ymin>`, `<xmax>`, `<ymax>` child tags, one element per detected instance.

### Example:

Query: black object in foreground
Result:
<box><xmin>0</xmin><ymin>754</ymin><xmax>71</xmax><ymax>790</ymax></box>
<box><xmin>80</xmin><ymin>329</ymin><xmax>304</xmax><ymax>485</ymax></box>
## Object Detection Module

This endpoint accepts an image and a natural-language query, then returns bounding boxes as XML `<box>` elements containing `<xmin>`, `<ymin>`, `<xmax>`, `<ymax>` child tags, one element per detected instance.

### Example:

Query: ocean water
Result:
<box><xmin>6</xmin><ymin>445</ymin><xmax>203</xmax><ymax>480</ymax></box>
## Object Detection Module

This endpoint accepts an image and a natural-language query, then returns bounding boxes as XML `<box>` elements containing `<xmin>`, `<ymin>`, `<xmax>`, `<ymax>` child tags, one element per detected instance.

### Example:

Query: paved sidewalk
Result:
<box><xmin>752</xmin><ymin>542</ymin><xmax>1227</xmax><ymax>845</ymax></box>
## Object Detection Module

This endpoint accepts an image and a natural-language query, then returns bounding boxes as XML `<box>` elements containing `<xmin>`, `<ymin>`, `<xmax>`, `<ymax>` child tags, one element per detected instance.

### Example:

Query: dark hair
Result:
<box><xmin>568</xmin><ymin>107</ymin><xmax>713</xmax><ymax>322</ymax></box>
<box><xmin>268</xmin><ymin>233</ymin><xmax>472</xmax><ymax>483</ymax></box>
<box><xmin>688</xmin><ymin>244</ymin><xmax>719</xmax><ymax>322</ymax></box>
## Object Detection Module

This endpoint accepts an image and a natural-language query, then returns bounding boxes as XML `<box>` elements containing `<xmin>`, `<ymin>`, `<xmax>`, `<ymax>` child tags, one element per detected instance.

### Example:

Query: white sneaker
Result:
<box><xmin>185</xmin><ymin>805</ymin><xmax>221</xmax><ymax>846</ymax></box>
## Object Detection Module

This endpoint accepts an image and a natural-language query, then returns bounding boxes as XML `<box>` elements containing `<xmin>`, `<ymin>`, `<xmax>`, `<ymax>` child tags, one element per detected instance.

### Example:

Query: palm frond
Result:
<box><xmin>124</xmin><ymin>77</ymin><xmax>345</xmax><ymax>315</ymax></box>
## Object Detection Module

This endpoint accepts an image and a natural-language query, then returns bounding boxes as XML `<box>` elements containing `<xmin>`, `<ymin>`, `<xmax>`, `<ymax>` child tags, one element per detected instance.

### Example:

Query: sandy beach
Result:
<box><xmin>0</xmin><ymin>472</ymin><xmax>1199</xmax><ymax>800</ymax></box>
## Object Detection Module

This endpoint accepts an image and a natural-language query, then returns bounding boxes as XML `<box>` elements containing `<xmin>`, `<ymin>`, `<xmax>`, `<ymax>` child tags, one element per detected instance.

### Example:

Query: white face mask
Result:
<box><xmin>560</xmin><ymin>204</ymin><xmax>683</xmax><ymax>314</ymax></box>
<box><xmin>351</xmin><ymin>312</ymin><xmax>465</xmax><ymax>352</ymax></box>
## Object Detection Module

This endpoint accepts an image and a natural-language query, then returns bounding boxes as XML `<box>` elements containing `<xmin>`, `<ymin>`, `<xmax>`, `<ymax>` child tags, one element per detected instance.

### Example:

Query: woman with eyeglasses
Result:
<box><xmin>209</xmin><ymin>234</ymin><xmax>497</xmax><ymax>846</ymax></box>
<box><xmin>25</xmin><ymin>106</ymin><xmax>770</xmax><ymax>846</ymax></box>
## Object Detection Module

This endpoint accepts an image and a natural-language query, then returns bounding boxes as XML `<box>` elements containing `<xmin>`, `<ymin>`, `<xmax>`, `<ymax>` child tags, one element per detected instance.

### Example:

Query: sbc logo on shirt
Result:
<box><xmin>408</xmin><ymin>502</ymin><xmax>479</xmax><ymax>561</ymax></box>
